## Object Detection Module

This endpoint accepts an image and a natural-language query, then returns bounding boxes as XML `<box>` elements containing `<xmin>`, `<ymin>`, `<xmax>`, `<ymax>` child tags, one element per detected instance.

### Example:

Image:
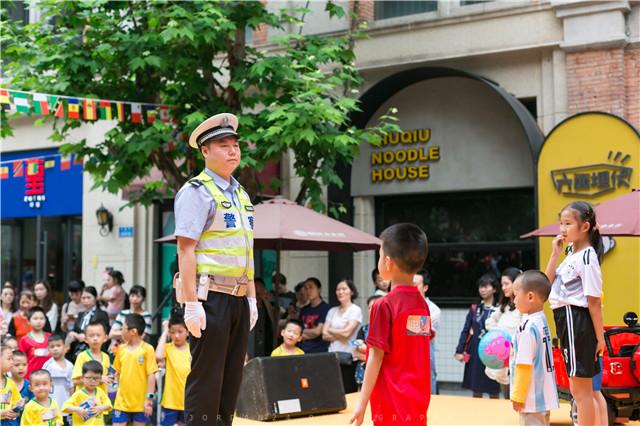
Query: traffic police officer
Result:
<box><xmin>174</xmin><ymin>113</ymin><xmax>258</xmax><ymax>425</ymax></box>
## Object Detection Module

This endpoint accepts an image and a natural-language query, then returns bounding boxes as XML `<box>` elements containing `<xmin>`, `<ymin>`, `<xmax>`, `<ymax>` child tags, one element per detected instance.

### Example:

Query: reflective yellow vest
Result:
<box><xmin>188</xmin><ymin>171</ymin><xmax>254</xmax><ymax>281</ymax></box>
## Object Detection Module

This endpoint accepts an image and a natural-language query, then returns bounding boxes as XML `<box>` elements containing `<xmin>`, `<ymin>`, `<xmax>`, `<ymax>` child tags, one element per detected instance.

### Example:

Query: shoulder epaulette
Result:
<box><xmin>188</xmin><ymin>179</ymin><xmax>204</xmax><ymax>188</ymax></box>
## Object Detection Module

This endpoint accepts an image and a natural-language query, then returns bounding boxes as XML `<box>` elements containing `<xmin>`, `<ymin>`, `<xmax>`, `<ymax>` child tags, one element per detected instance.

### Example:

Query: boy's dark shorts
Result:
<box><xmin>554</xmin><ymin>305</ymin><xmax>601</xmax><ymax>378</ymax></box>
<box><xmin>112</xmin><ymin>410</ymin><xmax>151</xmax><ymax>424</ymax></box>
<box><xmin>161</xmin><ymin>407</ymin><xmax>185</xmax><ymax>426</ymax></box>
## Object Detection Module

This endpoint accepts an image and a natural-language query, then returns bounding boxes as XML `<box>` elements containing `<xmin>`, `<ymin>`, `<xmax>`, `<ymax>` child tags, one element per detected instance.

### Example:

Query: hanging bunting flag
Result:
<box><xmin>99</xmin><ymin>101</ymin><xmax>112</xmax><ymax>120</ymax></box>
<box><xmin>0</xmin><ymin>167</ymin><xmax>8</xmax><ymax>180</ymax></box>
<box><xmin>146</xmin><ymin>105</ymin><xmax>157</xmax><ymax>124</ymax></box>
<box><xmin>60</xmin><ymin>156</ymin><xmax>71</xmax><ymax>171</ymax></box>
<box><xmin>12</xmin><ymin>92</ymin><xmax>31</xmax><ymax>114</ymax></box>
<box><xmin>47</xmin><ymin>96</ymin><xmax>59</xmax><ymax>114</ymax></box>
<box><xmin>67</xmin><ymin>98</ymin><xmax>80</xmax><ymax>119</ymax></box>
<box><xmin>83</xmin><ymin>99</ymin><xmax>97</xmax><ymax>120</ymax></box>
<box><xmin>27</xmin><ymin>161</ymin><xmax>41</xmax><ymax>176</ymax></box>
<box><xmin>159</xmin><ymin>105</ymin><xmax>170</xmax><ymax>122</ymax></box>
<box><xmin>13</xmin><ymin>161</ymin><xmax>23</xmax><ymax>177</ymax></box>
<box><xmin>44</xmin><ymin>159</ymin><xmax>56</xmax><ymax>168</ymax></box>
<box><xmin>2</xmin><ymin>89</ymin><xmax>173</xmax><ymax>126</ymax></box>
<box><xmin>33</xmin><ymin>93</ymin><xmax>49</xmax><ymax>115</ymax></box>
<box><xmin>131</xmin><ymin>103</ymin><xmax>142</xmax><ymax>123</ymax></box>
<box><xmin>116</xmin><ymin>102</ymin><xmax>125</xmax><ymax>122</ymax></box>
<box><xmin>0</xmin><ymin>89</ymin><xmax>11</xmax><ymax>110</ymax></box>
<box><xmin>54</xmin><ymin>98</ymin><xmax>65</xmax><ymax>118</ymax></box>
<box><xmin>73</xmin><ymin>154</ymin><xmax>83</xmax><ymax>166</ymax></box>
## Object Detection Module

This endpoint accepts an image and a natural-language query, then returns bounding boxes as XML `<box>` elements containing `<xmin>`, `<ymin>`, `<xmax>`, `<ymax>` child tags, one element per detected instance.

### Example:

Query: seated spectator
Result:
<box><xmin>271</xmin><ymin>319</ymin><xmax>305</xmax><ymax>356</ymax></box>
<box><xmin>248</xmin><ymin>278</ymin><xmax>278</xmax><ymax>358</ymax></box>
<box><xmin>17</xmin><ymin>307</ymin><xmax>51</xmax><ymax>378</ymax></box>
<box><xmin>34</xmin><ymin>280</ymin><xmax>58</xmax><ymax>332</ymax></box>
<box><xmin>8</xmin><ymin>290</ymin><xmax>53</xmax><ymax>341</ymax></box>
<box><xmin>354</xmin><ymin>295</ymin><xmax>382</xmax><ymax>390</ymax></box>
<box><xmin>1</xmin><ymin>284</ymin><xmax>17</xmax><ymax>333</ymax></box>
<box><xmin>271</xmin><ymin>273</ymin><xmax>296</xmax><ymax>325</ymax></box>
<box><xmin>415</xmin><ymin>269</ymin><xmax>442</xmax><ymax>394</ymax></box>
<box><xmin>109</xmin><ymin>285</ymin><xmax>152</xmax><ymax>345</ymax></box>
<box><xmin>98</xmin><ymin>269</ymin><xmax>126</xmax><ymax>323</ymax></box>
<box><xmin>60</xmin><ymin>280</ymin><xmax>86</xmax><ymax>333</ymax></box>
<box><xmin>67</xmin><ymin>287</ymin><xmax>110</xmax><ymax>359</ymax></box>
<box><xmin>3</xmin><ymin>335</ymin><xmax>18</xmax><ymax>352</ymax></box>
<box><xmin>299</xmin><ymin>278</ymin><xmax>330</xmax><ymax>354</ymax></box>
<box><xmin>286</xmin><ymin>282</ymin><xmax>308</xmax><ymax>322</ymax></box>
<box><xmin>11</xmin><ymin>350</ymin><xmax>34</xmax><ymax>402</ymax></box>
<box><xmin>322</xmin><ymin>279</ymin><xmax>362</xmax><ymax>393</ymax></box>
<box><xmin>371</xmin><ymin>267</ymin><xmax>389</xmax><ymax>296</ymax></box>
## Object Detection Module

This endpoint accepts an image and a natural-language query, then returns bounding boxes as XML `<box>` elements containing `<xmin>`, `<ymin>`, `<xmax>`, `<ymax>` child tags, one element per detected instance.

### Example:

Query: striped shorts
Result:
<box><xmin>553</xmin><ymin>305</ymin><xmax>601</xmax><ymax>378</ymax></box>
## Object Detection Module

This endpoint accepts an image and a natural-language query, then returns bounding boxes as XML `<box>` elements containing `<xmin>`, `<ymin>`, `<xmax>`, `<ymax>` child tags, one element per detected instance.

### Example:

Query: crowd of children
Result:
<box><xmin>0</xmin><ymin>311</ymin><xmax>190</xmax><ymax>426</ymax></box>
<box><xmin>1</xmin><ymin>200</ymin><xmax>606</xmax><ymax>426</ymax></box>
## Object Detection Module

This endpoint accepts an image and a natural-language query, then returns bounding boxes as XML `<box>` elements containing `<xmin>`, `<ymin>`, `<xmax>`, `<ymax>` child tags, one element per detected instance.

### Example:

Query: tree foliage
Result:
<box><xmin>1</xmin><ymin>0</ymin><xmax>397</xmax><ymax>212</ymax></box>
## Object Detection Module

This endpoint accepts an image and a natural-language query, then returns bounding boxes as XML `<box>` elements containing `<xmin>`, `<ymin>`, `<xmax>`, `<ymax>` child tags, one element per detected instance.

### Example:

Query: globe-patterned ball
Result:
<box><xmin>478</xmin><ymin>329</ymin><xmax>512</xmax><ymax>370</ymax></box>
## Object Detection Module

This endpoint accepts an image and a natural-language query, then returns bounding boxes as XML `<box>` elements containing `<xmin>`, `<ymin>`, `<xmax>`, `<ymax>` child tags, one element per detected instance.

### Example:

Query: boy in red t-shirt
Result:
<box><xmin>17</xmin><ymin>307</ymin><xmax>51</xmax><ymax>379</ymax></box>
<box><xmin>350</xmin><ymin>223</ymin><xmax>431</xmax><ymax>426</ymax></box>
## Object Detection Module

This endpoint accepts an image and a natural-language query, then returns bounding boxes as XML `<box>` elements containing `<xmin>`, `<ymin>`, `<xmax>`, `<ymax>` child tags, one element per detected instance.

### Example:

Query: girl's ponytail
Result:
<box><xmin>590</xmin><ymin>227</ymin><xmax>604</xmax><ymax>263</ymax></box>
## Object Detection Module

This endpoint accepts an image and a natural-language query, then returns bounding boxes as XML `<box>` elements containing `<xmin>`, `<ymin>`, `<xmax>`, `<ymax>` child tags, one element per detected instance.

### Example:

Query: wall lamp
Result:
<box><xmin>96</xmin><ymin>204</ymin><xmax>113</xmax><ymax>237</ymax></box>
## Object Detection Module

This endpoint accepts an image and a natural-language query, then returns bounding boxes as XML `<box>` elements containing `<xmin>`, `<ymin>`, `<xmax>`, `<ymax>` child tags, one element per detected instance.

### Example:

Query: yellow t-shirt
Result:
<box><xmin>271</xmin><ymin>345</ymin><xmax>304</xmax><ymax>356</ymax></box>
<box><xmin>20</xmin><ymin>398</ymin><xmax>63</xmax><ymax>426</ymax></box>
<box><xmin>161</xmin><ymin>343</ymin><xmax>190</xmax><ymax>411</ymax></box>
<box><xmin>0</xmin><ymin>375</ymin><xmax>21</xmax><ymax>412</ymax></box>
<box><xmin>61</xmin><ymin>387</ymin><xmax>112</xmax><ymax>425</ymax></box>
<box><xmin>72</xmin><ymin>350</ymin><xmax>111</xmax><ymax>393</ymax></box>
<box><xmin>113</xmin><ymin>342</ymin><xmax>158</xmax><ymax>412</ymax></box>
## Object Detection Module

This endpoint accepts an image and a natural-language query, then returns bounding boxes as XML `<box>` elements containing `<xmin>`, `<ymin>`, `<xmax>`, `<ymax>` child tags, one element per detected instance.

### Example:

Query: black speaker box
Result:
<box><xmin>236</xmin><ymin>353</ymin><xmax>347</xmax><ymax>421</ymax></box>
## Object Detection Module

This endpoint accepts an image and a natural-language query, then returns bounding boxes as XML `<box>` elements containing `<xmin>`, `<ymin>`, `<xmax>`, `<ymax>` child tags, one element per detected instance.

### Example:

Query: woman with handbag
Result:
<box><xmin>322</xmin><ymin>279</ymin><xmax>362</xmax><ymax>393</ymax></box>
<box><xmin>454</xmin><ymin>273</ymin><xmax>501</xmax><ymax>398</ymax></box>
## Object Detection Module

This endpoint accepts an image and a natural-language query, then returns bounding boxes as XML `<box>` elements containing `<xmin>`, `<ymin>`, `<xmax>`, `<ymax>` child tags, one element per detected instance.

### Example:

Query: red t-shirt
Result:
<box><xmin>366</xmin><ymin>285</ymin><xmax>431</xmax><ymax>426</ymax></box>
<box><xmin>18</xmin><ymin>332</ymin><xmax>51</xmax><ymax>379</ymax></box>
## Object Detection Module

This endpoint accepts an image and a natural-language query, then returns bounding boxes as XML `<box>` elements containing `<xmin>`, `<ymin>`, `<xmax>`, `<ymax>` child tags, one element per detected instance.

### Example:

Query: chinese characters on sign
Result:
<box><xmin>551</xmin><ymin>152</ymin><xmax>633</xmax><ymax>197</ymax></box>
<box><xmin>24</xmin><ymin>159</ymin><xmax>45</xmax><ymax>208</ymax></box>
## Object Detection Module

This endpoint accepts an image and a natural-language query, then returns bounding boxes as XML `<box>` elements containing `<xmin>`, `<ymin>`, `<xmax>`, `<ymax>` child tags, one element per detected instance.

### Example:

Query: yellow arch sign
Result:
<box><xmin>537</xmin><ymin>113</ymin><xmax>640</xmax><ymax>324</ymax></box>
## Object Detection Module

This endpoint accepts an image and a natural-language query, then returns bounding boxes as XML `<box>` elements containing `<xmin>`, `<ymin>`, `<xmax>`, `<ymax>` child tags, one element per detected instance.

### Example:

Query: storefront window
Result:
<box><xmin>376</xmin><ymin>188</ymin><xmax>536</xmax><ymax>306</ymax></box>
<box><xmin>1</xmin><ymin>221</ymin><xmax>24</xmax><ymax>287</ymax></box>
<box><xmin>0</xmin><ymin>216</ymin><xmax>82</xmax><ymax>302</ymax></box>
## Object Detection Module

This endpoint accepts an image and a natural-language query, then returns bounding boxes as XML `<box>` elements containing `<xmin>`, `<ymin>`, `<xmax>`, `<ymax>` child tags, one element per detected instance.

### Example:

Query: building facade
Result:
<box><xmin>2</xmin><ymin>0</ymin><xmax>638</xmax><ymax>384</ymax></box>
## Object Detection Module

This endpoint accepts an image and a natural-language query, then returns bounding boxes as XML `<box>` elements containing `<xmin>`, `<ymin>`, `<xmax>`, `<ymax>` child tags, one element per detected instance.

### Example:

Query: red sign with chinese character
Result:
<box><xmin>25</xmin><ymin>158</ymin><xmax>46</xmax><ymax>208</ymax></box>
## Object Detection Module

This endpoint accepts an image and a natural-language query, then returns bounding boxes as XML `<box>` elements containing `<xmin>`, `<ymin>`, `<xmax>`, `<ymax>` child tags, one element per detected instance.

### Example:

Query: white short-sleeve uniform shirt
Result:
<box><xmin>549</xmin><ymin>246</ymin><xmax>602</xmax><ymax>310</ymax></box>
<box><xmin>510</xmin><ymin>311</ymin><xmax>559</xmax><ymax>413</ymax></box>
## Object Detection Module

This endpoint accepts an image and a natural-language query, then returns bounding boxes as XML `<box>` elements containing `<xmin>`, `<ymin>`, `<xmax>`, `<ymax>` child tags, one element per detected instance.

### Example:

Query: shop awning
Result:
<box><xmin>521</xmin><ymin>190</ymin><xmax>640</xmax><ymax>237</ymax></box>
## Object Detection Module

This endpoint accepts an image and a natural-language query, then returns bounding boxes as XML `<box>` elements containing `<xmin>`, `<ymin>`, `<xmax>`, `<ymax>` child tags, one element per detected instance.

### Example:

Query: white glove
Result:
<box><xmin>248</xmin><ymin>297</ymin><xmax>258</xmax><ymax>331</ymax></box>
<box><xmin>184</xmin><ymin>301</ymin><xmax>206</xmax><ymax>338</ymax></box>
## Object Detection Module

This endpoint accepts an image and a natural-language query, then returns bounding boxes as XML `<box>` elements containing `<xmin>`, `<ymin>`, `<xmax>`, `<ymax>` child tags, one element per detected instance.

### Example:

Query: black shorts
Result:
<box><xmin>553</xmin><ymin>305</ymin><xmax>601</xmax><ymax>378</ymax></box>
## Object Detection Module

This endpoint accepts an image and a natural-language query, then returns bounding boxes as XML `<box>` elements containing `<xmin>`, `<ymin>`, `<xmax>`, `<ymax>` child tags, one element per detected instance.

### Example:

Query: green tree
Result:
<box><xmin>1</xmin><ymin>0</ymin><xmax>397</xmax><ymax>213</ymax></box>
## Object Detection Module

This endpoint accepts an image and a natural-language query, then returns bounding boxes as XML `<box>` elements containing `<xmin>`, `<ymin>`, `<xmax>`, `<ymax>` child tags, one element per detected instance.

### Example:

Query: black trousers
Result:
<box><xmin>185</xmin><ymin>291</ymin><xmax>249</xmax><ymax>426</ymax></box>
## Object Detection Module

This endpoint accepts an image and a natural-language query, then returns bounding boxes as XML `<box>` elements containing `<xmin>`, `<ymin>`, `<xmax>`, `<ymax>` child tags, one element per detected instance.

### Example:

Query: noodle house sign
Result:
<box><xmin>370</xmin><ymin>128</ymin><xmax>440</xmax><ymax>183</ymax></box>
